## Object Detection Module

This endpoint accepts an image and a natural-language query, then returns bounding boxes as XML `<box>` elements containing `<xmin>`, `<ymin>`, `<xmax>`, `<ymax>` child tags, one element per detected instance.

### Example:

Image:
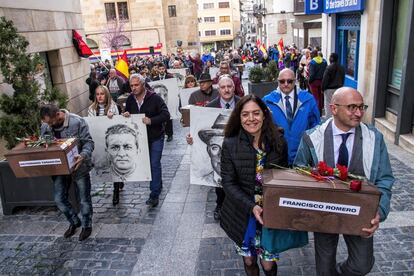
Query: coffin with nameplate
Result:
<box><xmin>262</xmin><ymin>169</ymin><xmax>381</xmax><ymax>236</ymax></box>
<box><xmin>5</xmin><ymin>138</ymin><xmax>78</xmax><ymax>178</ymax></box>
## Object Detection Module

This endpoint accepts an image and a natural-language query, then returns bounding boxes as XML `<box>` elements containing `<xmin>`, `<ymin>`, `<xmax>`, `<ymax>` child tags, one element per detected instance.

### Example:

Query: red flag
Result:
<box><xmin>256</xmin><ymin>38</ymin><xmax>261</xmax><ymax>49</ymax></box>
<box><xmin>277</xmin><ymin>38</ymin><xmax>284</xmax><ymax>54</ymax></box>
<box><xmin>72</xmin><ymin>30</ymin><xmax>93</xmax><ymax>58</ymax></box>
<box><xmin>115</xmin><ymin>51</ymin><xmax>129</xmax><ymax>80</ymax></box>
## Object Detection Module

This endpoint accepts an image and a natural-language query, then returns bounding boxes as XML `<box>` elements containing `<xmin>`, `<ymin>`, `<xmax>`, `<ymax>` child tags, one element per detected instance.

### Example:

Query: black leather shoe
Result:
<box><xmin>63</xmin><ymin>222</ymin><xmax>81</xmax><ymax>238</ymax></box>
<box><xmin>78</xmin><ymin>227</ymin><xmax>92</xmax><ymax>241</ymax></box>
<box><xmin>166</xmin><ymin>135</ymin><xmax>173</xmax><ymax>142</ymax></box>
<box><xmin>113</xmin><ymin>189</ymin><xmax>120</xmax><ymax>205</ymax></box>
<box><xmin>145</xmin><ymin>198</ymin><xmax>159</xmax><ymax>207</ymax></box>
<box><xmin>213</xmin><ymin>206</ymin><xmax>221</xmax><ymax>221</ymax></box>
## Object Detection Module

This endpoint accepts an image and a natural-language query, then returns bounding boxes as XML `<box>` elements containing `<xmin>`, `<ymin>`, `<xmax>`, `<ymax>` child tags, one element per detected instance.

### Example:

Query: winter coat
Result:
<box><xmin>308</xmin><ymin>56</ymin><xmax>327</xmax><ymax>83</ymax></box>
<box><xmin>293</xmin><ymin>118</ymin><xmax>395</xmax><ymax>222</ymax></box>
<box><xmin>263</xmin><ymin>88</ymin><xmax>320</xmax><ymax>165</ymax></box>
<box><xmin>40</xmin><ymin>110</ymin><xmax>94</xmax><ymax>180</ymax></box>
<box><xmin>124</xmin><ymin>90</ymin><xmax>170</xmax><ymax>142</ymax></box>
<box><xmin>220</xmin><ymin>129</ymin><xmax>288</xmax><ymax>246</ymax></box>
<box><xmin>321</xmin><ymin>62</ymin><xmax>345</xmax><ymax>91</ymax></box>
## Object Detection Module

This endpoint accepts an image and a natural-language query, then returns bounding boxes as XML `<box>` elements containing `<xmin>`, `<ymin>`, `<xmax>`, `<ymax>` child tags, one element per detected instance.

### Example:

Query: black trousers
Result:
<box><xmin>215</xmin><ymin>187</ymin><xmax>225</xmax><ymax>207</ymax></box>
<box><xmin>314</xmin><ymin>232</ymin><xmax>374</xmax><ymax>276</ymax></box>
<box><xmin>165</xmin><ymin>119</ymin><xmax>173</xmax><ymax>137</ymax></box>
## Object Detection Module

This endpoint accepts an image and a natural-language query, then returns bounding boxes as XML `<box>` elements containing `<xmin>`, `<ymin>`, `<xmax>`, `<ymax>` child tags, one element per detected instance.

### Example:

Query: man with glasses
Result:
<box><xmin>294</xmin><ymin>87</ymin><xmax>394</xmax><ymax>275</ymax></box>
<box><xmin>263</xmin><ymin>68</ymin><xmax>320</xmax><ymax>165</ymax></box>
<box><xmin>212</xmin><ymin>61</ymin><xmax>245</xmax><ymax>97</ymax></box>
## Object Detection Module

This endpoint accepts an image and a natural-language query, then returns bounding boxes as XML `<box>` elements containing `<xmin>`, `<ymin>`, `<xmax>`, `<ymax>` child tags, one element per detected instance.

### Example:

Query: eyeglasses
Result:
<box><xmin>335</xmin><ymin>104</ymin><xmax>368</xmax><ymax>112</ymax></box>
<box><xmin>278</xmin><ymin>79</ymin><xmax>295</xmax><ymax>84</ymax></box>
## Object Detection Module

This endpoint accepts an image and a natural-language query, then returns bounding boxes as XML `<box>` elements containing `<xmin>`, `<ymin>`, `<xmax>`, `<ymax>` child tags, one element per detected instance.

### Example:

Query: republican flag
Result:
<box><xmin>277</xmin><ymin>38</ymin><xmax>284</xmax><ymax>54</ymax></box>
<box><xmin>72</xmin><ymin>30</ymin><xmax>93</xmax><ymax>58</ymax></box>
<box><xmin>259</xmin><ymin>43</ymin><xmax>268</xmax><ymax>57</ymax></box>
<box><xmin>115</xmin><ymin>50</ymin><xmax>129</xmax><ymax>80</ymax></box>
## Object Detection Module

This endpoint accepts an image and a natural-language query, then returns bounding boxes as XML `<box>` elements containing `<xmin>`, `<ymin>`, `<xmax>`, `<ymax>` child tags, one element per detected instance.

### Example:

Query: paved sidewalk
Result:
<box><xmin>1</xmin><ymin>120</ymin><xmax>414</xmax><ymax>275</ymax></box>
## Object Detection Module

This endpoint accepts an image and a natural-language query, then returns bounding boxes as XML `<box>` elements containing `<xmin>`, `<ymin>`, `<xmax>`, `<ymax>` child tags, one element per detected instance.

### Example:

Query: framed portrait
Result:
<box><xmin>84</xmin><ymin>114</ymin><xmax>151</xmax><ymax>183</ymax></box>
<box><xmin>149</xmin><ymin>78</ymin><xmax>181</xmax><ymax>120</ymax></box>
<box><xmin>179</xmin><ymin>87</ymin><xmax>198</xmax><ymax>107</ymax></box>
<box><xmin>167</xmin><ymin>68</ymin><xmax>189</xmax><ymax>88</ymax></box>
<box><xmin>190</xmin><ymin>106</ymin><xmax>232</xmax><ymax>187</ymax></box>
<box><xmin>209</xmin><ymin>67</ymin><xmax>220</xmax><ymax>79</ymax></box>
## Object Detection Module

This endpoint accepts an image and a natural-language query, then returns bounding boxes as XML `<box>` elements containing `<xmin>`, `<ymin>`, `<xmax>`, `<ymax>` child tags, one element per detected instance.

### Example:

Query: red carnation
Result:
<box><xmin>350</xmin><ymin>180</ymin><xmax>362</xmax><ymax>192</ymax></box>
<box><xmin>336</xmin><ymin>164</ymin><xmax>348</xmax><ymax>181</ymax></box>
<box><xmin>318</xmin><ymin>161</ymin><xmax>334</xmax><ymax>176</ymax></box>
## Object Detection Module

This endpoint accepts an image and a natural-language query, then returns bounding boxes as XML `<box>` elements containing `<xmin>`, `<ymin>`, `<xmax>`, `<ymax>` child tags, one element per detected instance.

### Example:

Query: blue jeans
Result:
<box><xmin>149</xmin><ymin>137</ymin><xmax>164</xmax><ymax>199</ymax></box>
<box><xmin>52</xmin><ymin>175</ymin><xmax>93</xmax><ymax>228</ymax></box>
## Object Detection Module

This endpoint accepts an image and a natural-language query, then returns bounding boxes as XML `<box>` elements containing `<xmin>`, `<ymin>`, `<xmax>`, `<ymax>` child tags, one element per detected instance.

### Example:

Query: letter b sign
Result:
<box><xmin>305</xmin><ymin>0</ymin><xmax>323</xmax><ymax>14</ymax></box>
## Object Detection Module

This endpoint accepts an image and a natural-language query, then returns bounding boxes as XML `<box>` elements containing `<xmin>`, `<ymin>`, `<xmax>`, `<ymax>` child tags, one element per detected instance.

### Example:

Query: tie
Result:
<box><xmin>285</xmin><ymin>95</ymin><xmax>293</xmax><ymax>122</ymax></box>
<box><xmin>337</xmin><ymin>133</ymin><xmax>351</xmax><ymax>167</ymax></box>
<box><xmin>225</xmin><ymin>103</ymin><xmax>230</xmax><ymax>109</ymax></box>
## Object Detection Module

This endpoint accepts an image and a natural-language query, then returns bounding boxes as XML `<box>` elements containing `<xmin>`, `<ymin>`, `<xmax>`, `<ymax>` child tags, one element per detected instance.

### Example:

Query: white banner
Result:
<box><xmin>19</xmin><ymin>159</ymin><xmax>62</xmax><ymax>167</ymax></box>
<box><xmin>279</xmin><ymin>197</ymin><xmax>360</xmax><ymax>216</ymax></box>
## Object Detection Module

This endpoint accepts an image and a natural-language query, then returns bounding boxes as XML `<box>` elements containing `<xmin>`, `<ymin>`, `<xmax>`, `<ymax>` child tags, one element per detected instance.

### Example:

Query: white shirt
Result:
<box><xmin>332</xmin><ymin>120</ymin><xmax>355</xmax><ymax>166</ymax></box>
<box><xmin>281</xmin><ymin>90</ymin><xmax>295</xmax><ymax>114</ymax></box>
<box><xmin>220</xmin><ymin>97</ymin><xmax>235</xmax><ymax>109</ymax></box>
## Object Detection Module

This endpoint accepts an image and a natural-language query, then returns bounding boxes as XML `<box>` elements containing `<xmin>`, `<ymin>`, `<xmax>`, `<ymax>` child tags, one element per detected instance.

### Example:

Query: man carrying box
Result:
<box><xmin>294</xmin><ymin>87</ymin><xmax>394</xmax><ymax>275</ymax></box>
<box><xmin>40</xmin><ymin>104</ymin><xmax>95</xmax><ymax>241</ymax></box>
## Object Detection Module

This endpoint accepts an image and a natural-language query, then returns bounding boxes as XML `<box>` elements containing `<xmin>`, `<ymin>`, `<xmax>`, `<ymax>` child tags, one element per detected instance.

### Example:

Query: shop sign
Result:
<box><xmin>305</xmin><ymin>0</ymin><xmax>323</xmax><ymax>14</ymax></box>
<box><xmin>324</xmin><ymin>0</ymin><xmax>365</xmax><ymax>14</ymax></box>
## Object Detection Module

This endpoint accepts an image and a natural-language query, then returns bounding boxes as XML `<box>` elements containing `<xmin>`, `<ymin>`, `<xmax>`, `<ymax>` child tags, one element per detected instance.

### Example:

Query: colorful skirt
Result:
<box><xmin>235</xmin><ymin>215</ymin><xmax>280</xmax><ymax>261</ymax></box>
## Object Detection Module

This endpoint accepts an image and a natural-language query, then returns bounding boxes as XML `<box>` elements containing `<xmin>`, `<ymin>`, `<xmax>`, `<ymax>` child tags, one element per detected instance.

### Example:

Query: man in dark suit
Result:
<box><xmin>294</xmin><ymin>87</ymin><xmax>394</xmax><ymax>275</ymax></box>
<box><xmin>187</xmin><ymin>75</ymin><xmax>240</xmax><ymax>221</ymax></box>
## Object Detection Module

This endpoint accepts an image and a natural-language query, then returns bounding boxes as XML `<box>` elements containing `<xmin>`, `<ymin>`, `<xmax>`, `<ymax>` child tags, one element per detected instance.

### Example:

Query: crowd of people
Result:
<box><xmin>39</xmin><ymin>44</ymin><xmax>394</xmax><ymax>276</ymax></box>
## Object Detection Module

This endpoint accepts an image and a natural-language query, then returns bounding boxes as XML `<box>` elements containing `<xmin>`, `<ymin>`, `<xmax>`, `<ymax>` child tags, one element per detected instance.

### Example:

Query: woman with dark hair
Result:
<box><xmin>220</xmin><ymin>95</ymin><xmax>288</xmax><ymax>275</ymax></box>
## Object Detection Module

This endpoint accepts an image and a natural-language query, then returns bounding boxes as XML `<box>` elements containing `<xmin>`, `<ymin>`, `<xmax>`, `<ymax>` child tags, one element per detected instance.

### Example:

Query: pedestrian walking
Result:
<box><xmin>123</xmin><ymin>74</ymin><xmax>170</xmax><ymax>207</ymax></box>
<box><xmin>87</xmin><ymin>85</ymin><xmax>124</xmax><ymax>205</ymax></box>
<box><xmin>40</xmin><ymin>104</ymin><xmax>94</xmax><ymax>241</ymax></box>
<box><xmin>294</xmin><ymin>87</ymin><xmax>394</xmax><ymax>275</ymax></box>
<box><xmin>322</xmin><ymin>53</ymin><xmax>345</xmax><ymax>119</ymax></box>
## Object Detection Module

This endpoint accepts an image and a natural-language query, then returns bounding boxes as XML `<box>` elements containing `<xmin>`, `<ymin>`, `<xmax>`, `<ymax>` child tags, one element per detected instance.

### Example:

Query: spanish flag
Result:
<box><xmin>115</xmin><ymin>50</ymin><xmax>129</xmax><ymax>80</ymax></box>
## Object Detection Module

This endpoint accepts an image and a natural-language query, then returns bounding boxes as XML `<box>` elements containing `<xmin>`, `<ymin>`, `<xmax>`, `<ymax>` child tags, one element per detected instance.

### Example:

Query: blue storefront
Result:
<box><xmin>305</xmin><ymin>0</ymin><xmax>365</xmax><ymax>89</ymax></box>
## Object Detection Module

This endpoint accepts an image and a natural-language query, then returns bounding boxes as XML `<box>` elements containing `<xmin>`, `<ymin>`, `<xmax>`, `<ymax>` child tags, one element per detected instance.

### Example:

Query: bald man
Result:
<box><xmin>294</xmin><ymin>87</ymin><xmax>394</xmax><ymax>275</ymax></box>
<box><xmin>263</xmin><ymin>68</ymin><xmax>320</xmax><ymax>164</ymax></box>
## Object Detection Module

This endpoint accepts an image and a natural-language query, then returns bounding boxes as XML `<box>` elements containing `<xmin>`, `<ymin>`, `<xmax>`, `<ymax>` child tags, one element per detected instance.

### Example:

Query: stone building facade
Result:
<box><xmin>0</xmin><ymin>0</ymin><xmax>91</xmax><ymax>156</ymax></box>
<box><xmin>80</xmin><ymin>0</ymin><xmax>199</xmax><ymax>54</ymax></box>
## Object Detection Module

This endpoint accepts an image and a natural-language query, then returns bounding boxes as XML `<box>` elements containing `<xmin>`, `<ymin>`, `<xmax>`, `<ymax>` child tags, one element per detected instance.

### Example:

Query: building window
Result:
<box><xmin>168</xmin><ymin>5</ymin><xmax>177</xmax><ymax>17</ymax></box>
<box><xmin>220</xmin><ymin>29</ymin><xmax>231</xmax><ymax>35</ymax></box>
<box><xmin>86</xmin><ymin>38</ymin><xmax>99</xmax><ymax>49</ymax></box>
<box><xmin>105</xmin><ymin>2</ymin><xmax>129</xmax><ymax>22</ymax></box>
<box><xmin>203</xmin><ymin>3</ymin><xmax>214</xmax><ymax>9</ymax></box>
<box><xmin>205</xmin><ymin>30</ymin><xmax>216</xmax><ymax>36</ymax></box>
<box><xmin>117</xmin><ymin>2</ymin><xmax>129</xmax><ymax>20</ymax></box>
<box><xmin>188</xmin><ymin>42</ymin><xmax>198</xmax><ymax>46</ymax></box>
<box><xmin>219</xmin><ymin>16</ymin><xmax>230</xmax><ymax>22</ymax></box>
<box><xmin>204</xmin><ymin>17</ymin><xmax>215</xmax><ymax>23</ymax></box>
<box><xmin>218</xmin><ymin>2</ymin><xmax>230</xmax><ymax>8</ymax></box>
<box><xmin>105</xmin><ymin>3</ymin><xmax>116</xmax><ymax>21</ymax></box>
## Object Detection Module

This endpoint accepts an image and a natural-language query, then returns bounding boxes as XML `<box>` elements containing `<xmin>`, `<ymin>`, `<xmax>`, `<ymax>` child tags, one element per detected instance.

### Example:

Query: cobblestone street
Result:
<box><xmin>1</xmin><ymin>120</ymin><xmax>414</xmax><ymax>275</ymax></box>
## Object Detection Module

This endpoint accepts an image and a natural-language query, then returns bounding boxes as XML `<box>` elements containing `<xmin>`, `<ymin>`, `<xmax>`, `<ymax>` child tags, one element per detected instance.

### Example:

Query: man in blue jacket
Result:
<box><xmin>294</xmin><ymin>87</ymin><xmax>394</xmax><ymax>275</ymax></box>
<box><xmin>263</xmin><ymin>68</ymin><xmax>320</xmax><ymax>165</ymax></box>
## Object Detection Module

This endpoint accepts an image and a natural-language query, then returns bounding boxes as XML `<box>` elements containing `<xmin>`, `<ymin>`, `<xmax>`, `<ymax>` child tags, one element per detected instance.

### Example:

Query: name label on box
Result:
<box><xmin>279</xmin><ymin>197</ymin><xmax>360</xmax><ymax>216</ymax></box>
<box><xmin>19</xmin><ymin>159</ymin><xmax>62</xmax><ymax>167</ymax></box>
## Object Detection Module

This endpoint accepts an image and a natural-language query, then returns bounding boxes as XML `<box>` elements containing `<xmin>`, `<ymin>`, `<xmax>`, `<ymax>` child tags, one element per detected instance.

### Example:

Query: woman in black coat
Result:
<box><xmin>220</xmin><ymin>95</ymin><xmax>288</xmax><ymax>275</ymax></box>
